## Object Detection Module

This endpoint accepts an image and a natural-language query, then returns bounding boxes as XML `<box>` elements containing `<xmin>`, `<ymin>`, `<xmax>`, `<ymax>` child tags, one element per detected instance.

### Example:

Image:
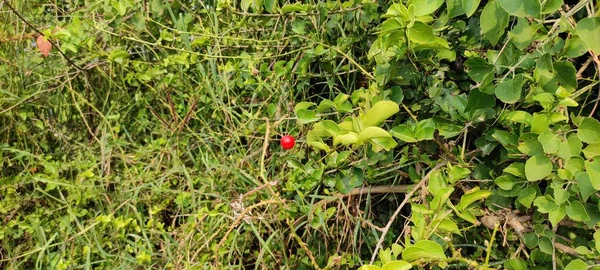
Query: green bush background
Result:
<box><xmin>1</xmin><ymin>0</ymin><xmax>599</xmax><ymax>269</ymax></box>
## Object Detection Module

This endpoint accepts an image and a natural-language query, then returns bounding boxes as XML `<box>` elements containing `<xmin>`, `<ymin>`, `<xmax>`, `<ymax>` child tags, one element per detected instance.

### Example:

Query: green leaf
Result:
<box><xmin>525</xmin><ymin>155</ymin><xmax>552</xmax><ymax>181</ymax></box>
<box><xmin>582</xmin><ymin>143</ymin><xmax>600</xmax><ymax>159</ymax></box>
<box><xmin>531</xmin><ymin>114</ymin><xmax>549</xmax><ymax>134</ymax></box>
<box><xmin>412</xmin><ymin>0</ymin><xmax>444</xmax><ymax>16</ymax></box>
<box><xmin>563</xmin><ymin>35</ymin><xmax>588</xmax><ymax>58</ymax></box>
<box><xmin>307</xmin><ymin>132</ymin><xmax>331</xmax><ymax>152</ymax></box>
<box><xmin>480</xmin><ymin>0</ymin><xmax>510</xmax><ymax>46</ymax></box>
<box><xmin>537</xmin><ymin>131</ymin><xmax>560</xmax><ymax>154</ymax></box>
<box><xmin>585</xmin><ymin>159</ymin><xmax>600</xmax><ymax>190</ymax></box>
<box><xmin>566</xmin><ymin>201</ymin><xmax>590</xmax><ymax>222</ymax></box>
<box><xmin>437</xmin><ymin>218</ymin><xmax>461</xmax><ymax>234</ymax></box>
<box><xmin>390</xmin><ymin>125</ymin><xmax>418</xmax><ymax>142</ymax></box>
<box><xmin>415</xmin><ymin>119</ymin><xmax>436</xmax><ymax>141</ymax></box>
<box><xmin>495</xmin><ymin>74</ymin><xmax>525</xmax><ymax>104</ymax></box>
<box><xmin>517</xmin><ymin>186</ymin><xmax>536</xmax><ymax>208</ymax></box>
<box><xmin>294</xmin><ymin>102</ymin><xmax>316</xmax><ymax>113</ymax></box>
<box><xmin>576</xmin><ymin>172</ymin><xmax>595</xmax><ymax>202</ymax></box>
<box><xmin>595</xmin><ymin>231</ymin><xmax>600</xmax><ymax>253</ymax></box>
<box><xmin>578</xmin><ymin>118</ymin><xmax>600</xmax><ymax>144</ymax></box>
<box><xmin>534</xmin><ymin>195</ymin><xmax>558</xmax><ymax>213</ymax></box>
<box><xmin>447</xmin><ymin>0</ymin><xmax>466</xmax><ymax>18</ymax></box>
<box><xmin>461</xmin><ymin>0</ymin><xmax>481</xmax><ymax>17</ymax></box>
<box><xmin>457</xmin><ymin>187</ymin><xmax>492</xmax><ymax>210</ymax></box>
<box><xmin>240</xmin><ymin>0</ymin><xmax>252</xmax><ymax>12</ymax></box>
<box><xmin>518</xmin><ymin>135</ymin><xmax>544</xmax><ymax>156</ymax></box>
<box><xmin>558</xmin><ymin>134</ymin><xmax>583</xmax><ymax>160</ymax></box>
<box><xmin>465</xmin><ymin>89</ymin><xmax>496</xmax><ymax>112</ymax></box>
<box><xmin>564</xmin><ymin>259</ymin><xmax>589</xmax><ymax>270</ymax></box>
<box><xmin>504</xmin><ymin>163</ymin><xmax>525</xmax><ymax>177</ymax></box>
<box><xmin>541</xmin><ymin>0</ymin><xmax>562</xmax><ymax>14</ymax></box>
<box><xmin>553</xmin><ymin>188</ymin><xmax>569</xmax><ymax>205</ymax></box>
<box><xmin>407</xmin><ymin>22</ymin><xmax>450</xmax><ymax>49</ymax></box>
<box><xmin>509</xmin><ymin>18</ymin><xmax>541</xmax><ymax>50</ymax></box>
<box><xmin>548</xmin><ymin>204</ymin><xmax>566</xmax><ymax>227</ymax></box>
<box><xmin>498</xmin><ymin>0</ymin><xmax>540</xmax><ymax>17</ymax></box>
<box><xmin>333</xmin><ymin>131</ymin><xmax>360</xmax><ymax>147</ymax></box>
<box><xmin>317</xmin><ymin>99</ymin><xmax>335</xmax><ymax>113</ymax></box>
<box><xmin>448</xmin><ymin>166</ymin><xmax>470</xmax><ymax>183</ymax></box>
<box><xmin>108</xmin><ymin>49</ymin><xmax>129</xmax><ymax>64</ymax></box>
<box><xmin>402</xmin><ymin>240</ymin><xmax>446</xmax><ymax>262</ymax></box>
<box><xmin>538</xmin><ymin>237</ymin><xmax>553</xmax><ymax>254</ymax></box>
<box><xmin>263</xmin><ymin>0</ymin><xmax>276</xmax><ymax>12</ymax></box>
<box><xmin>358</xmin><ymin>266</ymin><xmax>381</xmax><ymax>270</ymax></box>
<box><xmin>576</xmin><ymin>17</ymin><xmax>600</xmax><ymax>54</ymax></box>
<box><xmin>504</xmin><ymin>110</ymin><xmax>533</xmax><ymax>125</ymax></box>
<box><xmin>464</xmin><ymin>57</ymin><xmax>494</xmax><ymax>83</ymax></box>
<box><xmin>381</xmin><ymin>261</ymin><xmax>412</xmax><ymax>270</ymax></box>
<box><xmin>495</xmin><ymin>174</ymin><xmax>515</xmax><ymax>190</ymax></box>
<box><xmin>361</xmin><ymin>101</ymin><xmax>400</xmax><ymax>127</ymax></box>
<box><xmin>296</xmin><ymin>109</ymin><xmax>320</xmax><ymax>124</ymax></box>
<box><xmin>321</xmin><ymin>120</ymin><xmax>342</xmax><ymax>136</ymax></box>
<box><xmin>552</xmin><ymin>61</ymin><xmax>578</xmax><ymax>93</ymax></box>
<box><xmin>370</xmin><ymin>137</ymin><xmax>399</xmax><ymax>152</ymax></box>
<box><xmin>280</xmin><ymin>3</ymin><xmax>309</xmax><ymax>13</ymax></box>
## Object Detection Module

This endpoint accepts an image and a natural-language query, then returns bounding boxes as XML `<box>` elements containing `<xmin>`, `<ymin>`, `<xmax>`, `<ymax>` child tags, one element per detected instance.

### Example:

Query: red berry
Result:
<box><xmin>280</xmin><ymin>135</ymin><xmax>295</xmax><ymax>150</ymax></box>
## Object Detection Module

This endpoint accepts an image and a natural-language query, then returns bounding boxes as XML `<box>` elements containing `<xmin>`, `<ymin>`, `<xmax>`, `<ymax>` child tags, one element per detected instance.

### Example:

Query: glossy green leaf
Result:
<box><xmin>402</xmin><ymin>240</ymin><xmax>446</xmax><ymax>261</ymax></box>
<box><xmin>531</xmin><ymin>114</ymin><xmax>549</xmax><ymax>134</ymax></box>
<box><xmin>296</xmin><ymin>109</ymin><xmax>320</xmax><ymax>124</ymax></box>
<box><xmin>495</xmin><ymin>75</ymin><xmax>525</xmax><ymax>104</ymax></box>
<box><xmin>317</xmin><ymin>99</ymin><xmax>335</xmax><ymax>113</ymax></box>
<box><xmin>541</xmin><ymin>0</ymin><xmax>561</xmax><ymax>14</ymax></box>
<box><xmin>461</xmin><ymin>0</ymin><xmax>481</xmax><ymax>17</ymax></box>
<box><xmin>390</xmin><ymin>125</ymin><xmax>418</xmax><ymax>142</ymax></box>
<box><xmin>585</xmin><ymin>159</ymin><xmax>600</xmax><ymax>190</ymax></box>
<box><xmin>504</xmin><ymin>110</ymin><xmax>532</xmax><ymax>125</ymax></box>
<box><xmin>415</xmin><ymin>119</ymin><xmax>436</xmax><ymax>141</ymax></box>
<box><xmin>578</xmin><ymin>118</ymin><xmax>600</xmax><ymax>144</ymax></box>
<box><xmin>576</xmin><ymin>172</ymin><xmax>595</xmax><ymax>202</ymax></box>
<box><xmin>361</xmin><ymin>101</ymin><xmax>400</xmax><ymax>127</ymax></box>
<box><xmin>576</xmin><ymin>17</ymin><xmax>600</xmax><ymax>54</ymax></box>
<box><xmin>457</xmin><ymin>187</ymin><xmax>492</xmax><ymax>210</ymax></box>
<box><xmin>509</xmin><ymin>18</ymin><xmax>541</xmax><ymax>50</ymax></box>
<box><xmin>495</xmin><ymin>174</ymin><xmax>515</xmax><ymax>190</ymax></box>
<box><xmin>333</xmin><ymin>131</ymin><xmax>360</xmax><ymax>146</ymax></box>
<box><xmin>563</xmin><ymin>35</ymin><xmax>588</xmax><ymax>58</ymax></box>
<box><xmin>381</xmin><ymin>261</ymin><xmax>412</xmax><ymax>270</ymax></box>
<box><xmin>464</xmin><ymin>57</ymin><xmax>494</xmax><ymax>83</ymax></box>
<box><xmin>498</xmin><ymin>0</ymin><xmax>540</xmax><ymax>17</ymax></box>
<box><xmin>564</xmin><ymin>259</ymin><xmax>589</xmax><ymax>270</ymax></box>
<box><xmin>548</xmin><ymin>204</ymin><xmax>566</xmax><ymax>227</ymax></box>
<box><xmin>465</xmin><ymin>89</ymin><xmax>496</xmax><ymax>112</ymax></box>
<box><xmin>517</xmin><ymin>186</ymin><xmax>536</xmax><ymax>208</ymax></box>
<box><xmin>566</xmin><ymin>201</ymin><xmax>590</xmax><ymax>222</ymax></box>
<box><xmin>533</xmin><ymin>195</ymin><xmax>558</xmax><ymax>213</ymax></box>
<box><xmin>412</xmin><ymin>0</ymin><xmax>444</xmax><ymax>16</ymax></box>
<box><xmin>480</xmin><ymin>0</ymin><xmax>509</xmax><ymax>46</ymax></box>
<box><xmin>525</xmin><ymin>155</ymin><xmax>552</xmax><ymax>181</ymax></box>
<box><xmin>537</xmin><ymin>131</ymin><xmax>560</xmax><ymax>154</ymax></box>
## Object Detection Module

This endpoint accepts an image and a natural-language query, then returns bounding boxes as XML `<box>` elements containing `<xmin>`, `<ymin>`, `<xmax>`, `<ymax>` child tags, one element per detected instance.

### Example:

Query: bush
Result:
<box><xmin>0</xmin><ymin>0</ymin><xmax>599</xmax><ymax>269</ymax></box>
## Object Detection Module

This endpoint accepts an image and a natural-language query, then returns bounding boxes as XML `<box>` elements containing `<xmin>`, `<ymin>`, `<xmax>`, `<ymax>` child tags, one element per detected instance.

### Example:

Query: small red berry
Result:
<box><xmin>280</xmin><ymin>135</ymin><xmax>295</xmax><ymax>150</ymax></box>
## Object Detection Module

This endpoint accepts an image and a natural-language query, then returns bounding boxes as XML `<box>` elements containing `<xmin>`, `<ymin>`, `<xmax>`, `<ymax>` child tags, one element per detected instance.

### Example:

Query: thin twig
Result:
<box><xmin>369</xmin><ymin>161</ymin><xmax>447</xmax><ymax>263</ymax></box>
<box><xmin>3</xmin><ymin>0</ymin><xmax>86</xmax><ymax>71</ymax></box>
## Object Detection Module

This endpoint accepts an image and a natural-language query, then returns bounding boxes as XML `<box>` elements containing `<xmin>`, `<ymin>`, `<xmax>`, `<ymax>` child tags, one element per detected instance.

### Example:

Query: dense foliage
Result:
<box><xmin>1</xmin><ymin>0</ymin><xmax>599</xmax><ymax>269</ymax></box>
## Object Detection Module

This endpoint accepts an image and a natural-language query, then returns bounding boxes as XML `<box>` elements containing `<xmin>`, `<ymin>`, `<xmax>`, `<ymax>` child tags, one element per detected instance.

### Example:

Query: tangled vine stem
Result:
<box><xmin>369</xmin><ymin>161</ymin><xmax>448</xmax><ymax>264</ymax></box>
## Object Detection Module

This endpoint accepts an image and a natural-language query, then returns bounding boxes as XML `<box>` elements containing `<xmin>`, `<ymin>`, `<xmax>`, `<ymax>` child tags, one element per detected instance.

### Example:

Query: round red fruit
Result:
<box><xmin>280</xmin><ymin>135</ymin><xmax>295</xmax><ymax>150</ymax></box>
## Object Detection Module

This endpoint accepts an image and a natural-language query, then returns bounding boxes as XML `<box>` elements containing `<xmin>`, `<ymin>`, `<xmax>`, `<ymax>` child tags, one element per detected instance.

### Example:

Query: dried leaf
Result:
<box><xmin>36</xmin><ymin>35</ymin><xmax>52</xmax><ymax>57</ymax></box>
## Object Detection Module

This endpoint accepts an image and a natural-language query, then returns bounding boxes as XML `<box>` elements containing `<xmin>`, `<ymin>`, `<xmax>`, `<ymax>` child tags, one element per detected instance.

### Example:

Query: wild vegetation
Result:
<box><xmin>1</xmin><ymin>0</ymin><xmax>600</xmax><ymax>269</ymax></box>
